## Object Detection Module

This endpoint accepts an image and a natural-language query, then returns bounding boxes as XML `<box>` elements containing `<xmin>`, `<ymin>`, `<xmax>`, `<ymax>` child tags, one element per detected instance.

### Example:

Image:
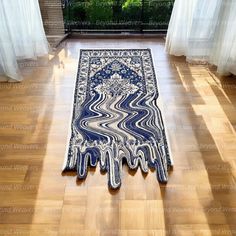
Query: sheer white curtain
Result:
<box><xmin>166</xmin><ymin>0</ymin><xmax>236</xmax><ymax>76</ymax></box>
<box><xmin>0</xmin><ymin>0</ymin><xmax>49</xmax><ymax>82</ymax></box>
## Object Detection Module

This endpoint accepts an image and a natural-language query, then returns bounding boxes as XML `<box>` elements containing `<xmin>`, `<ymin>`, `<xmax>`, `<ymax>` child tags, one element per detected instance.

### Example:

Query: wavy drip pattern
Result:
<box><xmin>63</xmin><ymin>49</ymin><xmax>173</xmax><ymax>189</ymax></box>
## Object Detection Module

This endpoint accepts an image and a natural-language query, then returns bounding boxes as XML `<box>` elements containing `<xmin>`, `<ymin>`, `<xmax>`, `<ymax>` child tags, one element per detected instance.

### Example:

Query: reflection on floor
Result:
<box><xmin>0</xmin><ymin>38</ymin><xmax>236</xmax><ymax>236</ymax></box>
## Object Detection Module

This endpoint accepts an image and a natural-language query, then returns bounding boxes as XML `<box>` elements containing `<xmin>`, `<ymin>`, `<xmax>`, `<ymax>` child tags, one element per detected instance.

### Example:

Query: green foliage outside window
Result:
<box><xmin>63</xmin><ymin>0</ymin><xmax>174</xmax><ymax>30</ymax></box>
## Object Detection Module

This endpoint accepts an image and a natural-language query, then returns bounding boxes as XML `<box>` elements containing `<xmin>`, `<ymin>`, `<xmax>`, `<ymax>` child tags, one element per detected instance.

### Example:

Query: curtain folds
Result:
<box><xmin>0</xmin><ymin>0</ymin><xmax>49</xmax><ymax>82</ymax></box>
<box><xmin>166</xmin><ymin>0</ymin><xmax>236</xmax><ymax>76</ymax></box>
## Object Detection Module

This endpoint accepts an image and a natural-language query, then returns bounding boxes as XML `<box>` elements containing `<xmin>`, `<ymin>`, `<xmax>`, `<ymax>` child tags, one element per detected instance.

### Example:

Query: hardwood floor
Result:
<box><xmin>0</xmin><ymin>38</ymin><xmax>236</xmax><ymax>236</ymax></box>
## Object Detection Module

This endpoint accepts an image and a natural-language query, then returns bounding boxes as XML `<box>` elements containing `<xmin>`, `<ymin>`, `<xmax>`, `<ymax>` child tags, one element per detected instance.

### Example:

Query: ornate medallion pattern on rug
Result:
<box><xmin>63</xmin><ymin>49</ymin><xmax>173</xmax><ymax>189</ymax></box>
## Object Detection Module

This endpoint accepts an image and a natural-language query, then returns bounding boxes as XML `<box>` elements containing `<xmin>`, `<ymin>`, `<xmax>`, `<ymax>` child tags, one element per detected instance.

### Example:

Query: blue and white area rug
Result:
<box><xmin>63</xmin><ymin>49</ymin><xmax>173</xmax><ymax>189</ymax></box>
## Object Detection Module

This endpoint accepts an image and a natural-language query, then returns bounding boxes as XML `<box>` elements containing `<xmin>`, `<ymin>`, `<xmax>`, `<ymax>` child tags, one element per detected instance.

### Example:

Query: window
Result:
<box><xmin>63</xmin><ymin>0</ymin><xmax>174</xmax><ymax>33</ymax></box>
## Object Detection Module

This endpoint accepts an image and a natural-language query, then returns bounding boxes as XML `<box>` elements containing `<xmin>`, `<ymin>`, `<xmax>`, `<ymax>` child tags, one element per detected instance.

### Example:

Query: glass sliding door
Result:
<box><xmin>63</xmin><ymin>0</ymin><xmax>174</xmax><ymax>32</ymax></box>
